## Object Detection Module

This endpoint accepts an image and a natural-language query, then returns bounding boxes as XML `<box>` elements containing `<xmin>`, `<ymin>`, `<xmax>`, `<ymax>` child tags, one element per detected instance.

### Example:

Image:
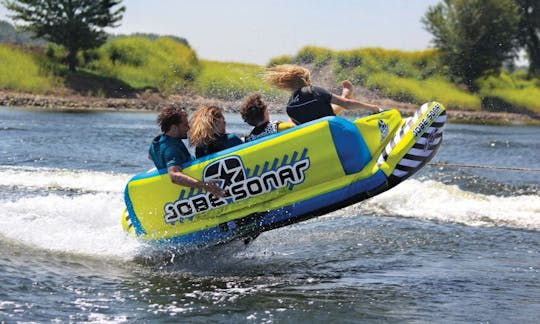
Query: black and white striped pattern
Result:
<box><xmin>390</xmin><ymin>111</ymin><xmax>446</xmax><ymax>179</ymax></box>
<box><xmin>376</xmin><ymin>102</ymin><xmax>447</xmax><ymax>186</ymax></box>
<box><xmin>377</xmin><ymin>102</ymin><xmax>431</xmax><ymax>166</ymax></box>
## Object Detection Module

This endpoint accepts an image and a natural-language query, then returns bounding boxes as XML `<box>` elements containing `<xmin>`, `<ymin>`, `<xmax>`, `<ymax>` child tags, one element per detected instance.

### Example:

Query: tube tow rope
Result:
<box><xmin>427</xmin><ymin>163</ymin><xmax>540</xmax><ymax>172</ymax></box>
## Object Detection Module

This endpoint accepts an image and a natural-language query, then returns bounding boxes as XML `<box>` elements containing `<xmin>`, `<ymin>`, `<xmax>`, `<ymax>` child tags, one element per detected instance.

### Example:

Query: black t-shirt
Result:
<box><xmin>195</xmin><ymin>133</ymin><xmax>243</xmax><ymax>158</ymax></box>
<box><xmin>286</xmin><ymin>85</ymin><xmax>334</xmax><ymax>124</ymax></box>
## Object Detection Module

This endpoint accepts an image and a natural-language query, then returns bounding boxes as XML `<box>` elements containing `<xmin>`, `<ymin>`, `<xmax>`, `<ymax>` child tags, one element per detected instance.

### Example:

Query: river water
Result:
<box><xmin>0</xmin><ymin>106</ymin><xmax>539</xmax><ymax>323</ymax></box>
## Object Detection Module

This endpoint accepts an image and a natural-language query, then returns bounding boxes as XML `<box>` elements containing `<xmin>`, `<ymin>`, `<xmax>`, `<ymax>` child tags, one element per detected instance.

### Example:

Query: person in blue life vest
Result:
<box><xmin>148</xmin><ymin>106</ymin><xmax>225</xmax><ymax>197</ymax></box>
<box><xmin>263</xmin><ymin>64</ymin><xmax>381</xmax><ymax>125</ymax></box>
<box><xmin>189</xmin><ymin>105</ymin><xmax>243</xmax><ymax>158</ymax></box>
<box><xmin>240</xmin><ymin>93</ymin><xmax>295</xmax><ymax>142</ymax></box>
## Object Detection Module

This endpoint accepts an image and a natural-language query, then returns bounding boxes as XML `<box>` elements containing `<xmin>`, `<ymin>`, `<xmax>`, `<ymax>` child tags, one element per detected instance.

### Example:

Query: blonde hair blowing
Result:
<box><xmin>264</xmin><ymin>64</ymin><xmax>311</xmax><ymax>91</ymax></box>
<box><xmin>189</xmin><ymin>105</ymin><xmax>223</xmax><ymax>147</ymax></box>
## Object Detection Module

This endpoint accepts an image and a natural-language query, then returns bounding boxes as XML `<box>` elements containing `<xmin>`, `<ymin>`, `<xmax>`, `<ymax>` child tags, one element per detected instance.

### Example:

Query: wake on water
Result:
<box><xmin>0</xmin><ymin>165</ymin><xmax>140</xmax><ymax>259</ymax></box>
<box><xmin>0</xmin><ymin>165</ymin><xmax>538</xmax><ymax>261</ymax></box>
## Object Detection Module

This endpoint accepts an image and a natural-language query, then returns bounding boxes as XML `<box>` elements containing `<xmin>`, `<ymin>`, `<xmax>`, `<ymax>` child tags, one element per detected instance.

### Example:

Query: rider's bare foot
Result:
<box><xmin>341</xmin><ymin>80</ymin><xmax>353</xmax><ymax>98</ymax></box>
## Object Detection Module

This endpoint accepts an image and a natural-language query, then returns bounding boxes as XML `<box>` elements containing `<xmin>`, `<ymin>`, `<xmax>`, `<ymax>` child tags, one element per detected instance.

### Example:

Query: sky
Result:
<box><xmin>0</xmin><ymin>0</ymin><xmax>441</xmax><ymax>65</ymax></box>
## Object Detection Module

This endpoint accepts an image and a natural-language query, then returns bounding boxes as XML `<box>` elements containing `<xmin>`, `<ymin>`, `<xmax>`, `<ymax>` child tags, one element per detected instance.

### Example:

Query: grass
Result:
<box><xmin>481</xmin><ymin>87</ymin><xmax>540</xmax><ymax>114</ymax></box>
<box><xmin>331</xmin><ymin>47</ymin><xmax>441</xmax><ymax>80</ymax></box>
<box><xmin>84</xmin><ymin>36</ymin><xmax>200</xmax><ymax>95</ymax></box>
<box><xmin>477</xmin><ymin>72</ymin><xmax>540</xmax><ymax>114</ymax></box>
<box><xmin>194</xmin><ymin>60</ymin><xmax>283</xmax><ymax>100</ymax></box>
<box><xmin>365</xmin><ymin>72</ymin><xmax>481</xmax><ymax>110</ymax></box>
<box><xmin>290</xmin><ymin>46</ymin><xmax>535</xmax><ymax>112</ymax></box>
<box><xmin>0</xmin><ymin>40</ymin><xmax>538</xmax><ymax>116</ymax></box>
<box><xmin>0</xmin><ymin>44</ymin><xmax>58</xmax><ymax>93</ymax></box>
<box><xmin>295</xmin><ymin>46</ymin><xmax>334</xmax><ymax>68</ymax></box>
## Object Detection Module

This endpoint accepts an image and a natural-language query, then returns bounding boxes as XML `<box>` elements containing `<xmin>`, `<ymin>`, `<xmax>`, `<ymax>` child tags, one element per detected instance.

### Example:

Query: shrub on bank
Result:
<box><xmin>329</xmin><ymin>47</ymin><xmax>480</xmax><ymax>109</ymax></box>
<box><xmin>365</xmin><ymin>72</ymin><xmax>480</xmax><ymax>110</ymax></box>
<box><xmin>333</xmin><ymin>47</ymin><xmax>441</xmax><ymax>81</ymax></box>
<box><xmin>295</xmin><ymin>46</ymin><xmax>334</xmax><ymax>68</ymax></box>
<box><xmin>0</xmin><ymin>44</ymin><xmax>57</xmax><ymax>93</ymax></box>
<box><xmin>482</xmin><ymin>87</ymin><xmax>540</xmax><ymax>114</ymax></box>
<box><xmin>85</xmin><ymin>36</ymin><xmax>200</xmax><ymax>95</ymax></box>
<box><xmin>477</xmin><ymin>72</ymin><xmax>540</xmax><ymax>113</ymax></box>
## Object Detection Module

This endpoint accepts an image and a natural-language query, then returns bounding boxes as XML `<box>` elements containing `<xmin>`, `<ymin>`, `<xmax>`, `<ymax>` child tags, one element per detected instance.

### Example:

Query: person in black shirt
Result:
<box><xmin>264</xmin><ymin>64</ymin><xmax>380</xmax><ymax>124</ymax></box>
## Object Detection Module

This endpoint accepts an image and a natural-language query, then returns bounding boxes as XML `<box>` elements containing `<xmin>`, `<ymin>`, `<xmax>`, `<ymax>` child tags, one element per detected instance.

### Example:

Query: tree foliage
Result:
<box><xmin>516</xmin><ymin>0</ymin><xmax>540</xmax><ymax>77</ymax></box>
<box><xmin>422</xmin><ymin>0</ymin><xmax>520</xmax><ymax>91</ymax></box>
<box><xmin>2</xmin><ymin>0</ymin><xmax>125</xmax><ymax>71</ymax></box>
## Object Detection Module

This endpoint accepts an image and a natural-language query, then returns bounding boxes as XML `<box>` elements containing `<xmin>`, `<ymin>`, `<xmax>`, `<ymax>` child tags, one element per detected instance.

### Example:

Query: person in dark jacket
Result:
<box><xmin>264</xmin><ymin>64</ymin><xmax>380</xmax><ymax>124</ymax></box>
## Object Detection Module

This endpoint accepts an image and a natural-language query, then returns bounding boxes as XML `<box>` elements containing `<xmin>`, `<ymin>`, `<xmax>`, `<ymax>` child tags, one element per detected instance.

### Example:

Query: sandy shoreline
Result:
<box><xmin>1</xmin><ymin>90</ymin><xmax>538</xmax><ymax>125</ymax></box>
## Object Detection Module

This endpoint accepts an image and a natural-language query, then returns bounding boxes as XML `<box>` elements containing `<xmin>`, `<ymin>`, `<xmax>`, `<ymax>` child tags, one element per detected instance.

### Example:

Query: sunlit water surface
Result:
<box><xmin>0</xmin><ymin>106</ymin><xmax>538</xmax><ymax>322</ymax></box>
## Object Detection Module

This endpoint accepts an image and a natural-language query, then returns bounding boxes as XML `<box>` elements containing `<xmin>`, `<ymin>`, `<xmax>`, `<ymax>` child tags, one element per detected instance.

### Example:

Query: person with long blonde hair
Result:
<box><xmin>264</xmin><ymin>64</ymin><xmax>380</xmax><ymax>124</ymax></box>
<box><xmin>189</xmin><ymin>105</ymin><xmax>243</xmax><ymax>158</ymax></box>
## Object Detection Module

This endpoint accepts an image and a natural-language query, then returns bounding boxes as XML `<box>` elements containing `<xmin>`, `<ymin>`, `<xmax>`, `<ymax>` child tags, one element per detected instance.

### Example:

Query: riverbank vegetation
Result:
<box><xmin>1</xmin><ymin>0</ymin><xmax>538</xmax><ymax>122</ymax></box>
<box><xmin>85</xmin><ymin>36</ymin><xmax>200</xmax><ymax>95</ymax></box>
<box><xmin>194</xmin><ymin>60</ymin><xmax>281</xmax><ymax>100</ymax></box>
<box><xmin>0</xmin><ymin>44</ymin><xmax>58</xmax><ymax>93</ymax></box>
<box><xmin>0</xmin><ymin>37</ymin><xmax>538</xmax><ymax>117</ymax></box>
<box><xmin>274</xmin><ymin>46</ymin><xmax>540</xmax><ymax>115</ymax></box>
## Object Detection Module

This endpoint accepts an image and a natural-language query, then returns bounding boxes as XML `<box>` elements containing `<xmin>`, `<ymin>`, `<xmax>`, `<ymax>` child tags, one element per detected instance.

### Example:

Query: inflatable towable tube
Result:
<box><xmin>122</xmin><ymin>101</ymin><xmax>446</xmax><ymax>248</ymax></box>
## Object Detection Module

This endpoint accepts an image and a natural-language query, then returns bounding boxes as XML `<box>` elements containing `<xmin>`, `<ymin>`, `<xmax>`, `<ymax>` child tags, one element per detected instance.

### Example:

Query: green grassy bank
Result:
<box><xmin>0</xmin><ymin>38</ymin><xmax>538</xmax><ymax>116</ymax></box>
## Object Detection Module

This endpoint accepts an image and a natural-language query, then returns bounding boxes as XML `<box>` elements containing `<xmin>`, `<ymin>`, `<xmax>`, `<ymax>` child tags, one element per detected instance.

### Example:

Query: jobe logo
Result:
<box><xmin>163</xmin><ymin>151</ymin><xmax>310</xmax><ymax>225</ymax></box>
<box><xmin>413</xmin><ymin>103</ymin><xmax>441</xmax><ymax>138</ymax></box>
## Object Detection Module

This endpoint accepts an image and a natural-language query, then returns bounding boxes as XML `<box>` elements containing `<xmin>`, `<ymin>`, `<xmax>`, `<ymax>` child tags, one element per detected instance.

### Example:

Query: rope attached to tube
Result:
<box><xmin>427</xmin><ymin>162</ymin><xmax>540</xmax><ymax>172</ymax></box>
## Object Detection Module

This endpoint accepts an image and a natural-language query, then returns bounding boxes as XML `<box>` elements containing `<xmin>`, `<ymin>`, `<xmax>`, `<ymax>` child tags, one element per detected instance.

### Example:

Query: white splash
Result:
<box><xmin>0</xmin><ymin>165</ymin><xmax>129</xmax><ymax>192</ymax></box>
<box><xmin>0</xmin><ymin>166</ymin><xmax>142</xmax><ymax>259</ymax></box>
<box><xmin>1</xmin><ymin>166</ymin><xmax>538</xmax><ymax>260</ymax></box>
<box><xmin>360</xmin><ymin>179</ymin><xmax>540</xmax><ymax>230</ymax></box>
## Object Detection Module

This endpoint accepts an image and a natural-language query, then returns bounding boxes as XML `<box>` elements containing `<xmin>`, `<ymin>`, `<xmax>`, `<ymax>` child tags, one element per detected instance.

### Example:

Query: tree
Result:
<box><xmin>2</xmin><ymin>0</ymin><xmax>125</xmax><ymax>71</ymax></box>
<box><xmin>516</xmin><ymin>0</ymin><xmax>540</xmax><ymax>77</ymax></box>
<box><xmin>422</xmin><ymin>0</ymin><xmax>520</xmax><ymax>91</ymax></box>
